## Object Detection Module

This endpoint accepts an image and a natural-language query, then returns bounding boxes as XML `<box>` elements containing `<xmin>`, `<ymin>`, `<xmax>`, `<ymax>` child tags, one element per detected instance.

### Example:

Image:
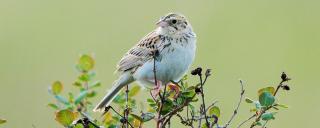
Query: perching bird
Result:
<box><xmin>93</xmin><ymin>13</ymin><xmax>197</xmax><ymax>112</ymax></box>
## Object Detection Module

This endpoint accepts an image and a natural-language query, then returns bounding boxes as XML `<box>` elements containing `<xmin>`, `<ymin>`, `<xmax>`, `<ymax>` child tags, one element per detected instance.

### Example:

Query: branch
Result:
<box><xmin>199</xmin><ymin>69</ymin><xmax>210</xmax><ymax>127</ymax></box>
<box><xmin>104</xmin><ymin>106</ymin><xmax>134</xmax><ymax>128</ymax></box>
<box><xmin>249</xmin><ymin>72</ymin><xmax>290</xmax><ymax>128</ymax></box>
<box><xmin>124</xmin><ymin>85</ymin><xmax>129</xmax><ymax>128</ymax></box>
<box><xmin>160</xmin><ymin>94</ymin><xmax>196</xmax><ymax>121</ymax></box>
<box><xmin>236</xmin><ymin>114</ymin><xmax>256</xmax><ymax>128</ymax></box>
<box><xmin>223</xmin><ymin>80</ymin><xmax>245</xmax><ymax>128</ymax></box>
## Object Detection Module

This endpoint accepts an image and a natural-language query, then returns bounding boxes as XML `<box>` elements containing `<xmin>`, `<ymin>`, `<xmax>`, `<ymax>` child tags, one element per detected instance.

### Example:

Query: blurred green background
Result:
<box><xmin>0</xmin><ymin>0</ymin><xmax>319</xmax><ymax>127</ymax></box>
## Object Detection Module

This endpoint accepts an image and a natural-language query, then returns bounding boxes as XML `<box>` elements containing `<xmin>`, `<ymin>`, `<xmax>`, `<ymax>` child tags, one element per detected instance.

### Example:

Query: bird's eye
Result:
<box><xmin>171</xmin><ymin>19</ymin><xmax>177</xmax><ymax>24</ymax></box>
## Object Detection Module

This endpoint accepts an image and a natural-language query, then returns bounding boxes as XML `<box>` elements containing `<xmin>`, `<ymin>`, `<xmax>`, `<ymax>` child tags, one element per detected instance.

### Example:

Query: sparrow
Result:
<box><xmin>93</xmin><ymin>13</ymin><xmax>197</xmax><ymax>112</ymax></box>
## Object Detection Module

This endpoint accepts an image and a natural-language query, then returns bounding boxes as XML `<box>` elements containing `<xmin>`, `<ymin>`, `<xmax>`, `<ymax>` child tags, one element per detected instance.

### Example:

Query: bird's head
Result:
<box><xmin>156</xmin><ymin>13</ymin><xmax>193</xmax><ymax>37</ymax></box>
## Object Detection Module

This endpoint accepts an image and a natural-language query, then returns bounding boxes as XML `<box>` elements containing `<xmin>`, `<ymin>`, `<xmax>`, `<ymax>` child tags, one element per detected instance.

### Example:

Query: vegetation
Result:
<box><xmin>47</xmin><ymin>54</ymin><xmax>291</xmax><ymax>128</ymax></box>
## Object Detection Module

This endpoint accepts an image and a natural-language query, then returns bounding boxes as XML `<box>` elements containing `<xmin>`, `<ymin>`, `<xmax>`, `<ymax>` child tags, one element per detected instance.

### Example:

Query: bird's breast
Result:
<box><xmin>133</xmin><ymin>37</ymin><xmax>196</xmax><ymax>87</ymax></box>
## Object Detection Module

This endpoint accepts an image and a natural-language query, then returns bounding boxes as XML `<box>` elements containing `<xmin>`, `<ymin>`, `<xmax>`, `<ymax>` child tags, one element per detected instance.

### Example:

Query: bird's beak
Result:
<box><xmin>156</xmin><ymin>20</ymin><xmax>168</xmax><ymax>27</ymax></box>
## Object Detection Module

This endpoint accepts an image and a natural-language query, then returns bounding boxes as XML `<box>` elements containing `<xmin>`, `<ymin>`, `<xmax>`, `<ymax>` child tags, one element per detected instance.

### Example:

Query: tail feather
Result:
<box><xmin>93</xmin><ymin>73</ymin><xmax>134</xmax><ymax>112</ymax></box>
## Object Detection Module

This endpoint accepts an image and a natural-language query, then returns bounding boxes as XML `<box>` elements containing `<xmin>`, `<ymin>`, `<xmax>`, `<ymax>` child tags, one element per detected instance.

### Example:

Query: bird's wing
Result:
<box><xmin>116</xmin><ymin>31</ymin><xmax>167</xmax><ymax>72</ymax></box>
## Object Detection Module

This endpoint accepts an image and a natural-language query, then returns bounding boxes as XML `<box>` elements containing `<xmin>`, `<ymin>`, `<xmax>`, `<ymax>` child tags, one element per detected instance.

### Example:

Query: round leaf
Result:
<box><xmin>55</xmin><ymin>109</ymin><xmax>78</xmax><ymax>127</ymax></box>
<box><xmin>78</xmin><ymin>54</ymin><xmax>94</xmax><ymax>72</ymax></box>
<box><xmin>261</xmin><ymin>112</ymin><xmax>277</xmax><ymax>121</ymax></box>
<box><xmin>259</xmin><ymin>92</ymin><xmax>275</xmax><ymax>107</ymax></box>
<box><xmin>51</xmin><ymin>81</ymin><xmax>63</xmax><ymax>95</ymax></box>
<box><xmin>258</xmin><ymin>87</ymin><xmax>275</xmax><ymax>96</ymax></box>
<box><xmin>209</xmin><ymin>106</ymin><xmax>220</xmax><ymax>118</ymax></box>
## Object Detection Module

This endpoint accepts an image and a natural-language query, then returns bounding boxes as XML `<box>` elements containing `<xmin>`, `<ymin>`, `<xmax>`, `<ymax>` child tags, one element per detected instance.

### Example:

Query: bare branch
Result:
<box><xmin>223</xmin><ymin>80</ymin><xmax>245</xmax><ymax>128</ymax></box>
<box><xmin>237</xmin><ymin>114</ymin><xmax>256</xmax><ymax>128</ymax></box>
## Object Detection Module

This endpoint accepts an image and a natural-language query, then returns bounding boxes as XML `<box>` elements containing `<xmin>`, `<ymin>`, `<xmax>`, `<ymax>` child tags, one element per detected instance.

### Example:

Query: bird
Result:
<box><xmin>93</xmin><ymin>13</ymin><xmax>197</xmax><ymax>112</ymax></box>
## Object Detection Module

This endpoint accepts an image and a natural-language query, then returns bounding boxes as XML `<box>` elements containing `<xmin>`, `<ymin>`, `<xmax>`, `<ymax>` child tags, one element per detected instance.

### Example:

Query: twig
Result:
<box><xmin>262</xmin><ymin>120</ymin><xmax>269</xmax><ymax>128</ymax></box>
<box><xmin>237</xmin><ymin>114</ymin><xmax>256</xmax><ymax>128</ymax></box>
<box><xmin>199</xmin><ymin>74</ymin><xmax>210</xmax><ymax>127</ymax></box>
<box><xmin>160</xmin><ymin>94</ymin><xmax>196</xmax><ymax>120</ymax></box>
<box><xmin>125</xmin><ymin>85</ymin><xmax>129</xmax><ymax>128</ymax></box>
<box><xmin>223</xmin><ymin>80</ymin><xmax>245</xmax><ymax>128</ymax></box>
<box><xmin>77</xmin><ymin>111</ymin><xmax>100</xmax><ymax>128</ymax></box>
<box><xmin>249</xmin><ymin>81</ymin><xmax>285</xmax><ymax>128</ymax></box>
<box><xmin>205</xmin><ymin>101</ymin><xmax>219</xmax><ymax>113</ymax></box>
<box><xmin>108</xmin><ymin>106</ymin><xmax>134</xmax><ymax>128</ymax></box>
<box><xmin>152</xmin><ymin>50</ymin><xmax>166</xmax><ymax>128</ymax></box>
<box><xmin>162</xmin><ymin>114</ymin><xmax>173</xmax><ymax>127</ymax></box>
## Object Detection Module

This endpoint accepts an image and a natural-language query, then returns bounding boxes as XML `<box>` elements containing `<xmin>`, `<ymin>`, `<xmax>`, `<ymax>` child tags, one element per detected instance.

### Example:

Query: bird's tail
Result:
<box><xmin>93</xmin><ymin>72</ymin><xmax>134</xmax><ymax>112</ymax></box>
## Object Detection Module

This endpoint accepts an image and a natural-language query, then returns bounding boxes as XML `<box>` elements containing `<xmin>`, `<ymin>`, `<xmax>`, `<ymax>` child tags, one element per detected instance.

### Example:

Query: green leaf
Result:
<box><xmin>78</xmin><ymin>73</ymin><xmax>90</xmax><ymax>82</ymax></box>
<box><xmin>86</xmin><ymin>91</ymin><xmax>97</xmax><ymax>98</ymax></box>
<box><xmin>68</xmin><ymin>92</ymin><xmax>74</xmax><ymax>103</ymax></box>
<box><xmin>73</xmin><ymin>80</ymin><xmax>82</xmax><ymax>87</ymax></box>
<box><xmin>77</xmin><ymin>54</ymin><xmax>95</xmax><ymax>72</ymax></box>
<box><xmin>54</xmin><ymin>95</ymin><xmax>70</xmax><ymax>105</ymax></box>
<box><xmin>74</xmin><ymin>124</ymin><xmax>84</xmax><ymax>128</ymax></box>
<box><xmin>0</xmin><ymin>118</ymin><xmax>7</xmax><ymax>124</ymax></box>
<box><xmin>141</xmin><ymin>112</ymin><xmax>155</xmax><ymax>122</ymax></box>
<box><xmin>258</xmin><ymin>87</ymin><xmax>275</xmax><ymax>96</ymax></box>
<box><xmin>55</xmin><ymin>109</ymin><xmax>78</xmax><ymax>127</ymax></box>
<box><xmin>128</xmin><ymin>86</ymin><xmax>141</xmax><ymax>97</ymax></box>
<box><xmin>74</xmin><ymin>91</ymin><xmax>88</xmax><ymax>104</ymax></box>
<box><xmin>261</xmin><ymin>112</ymin><xmax>277</xmax><ymax>121</ymax></box>
<box><xmin>89</xmin><ymin>81</ymin><xmax>101</xmax><ymax>89</ymax></box>
<box><xmin>51</xmin><ymin>81</ymin><xmax>63</xmax><ymax>95</ymax></box>
<box><xmin>130</xmin><ymin>113</ymin><xmax>143</xmax><ymax>122</ymax></box>
<box><xmin>188</xmin><ymin>104</ymin><xmax>195</xmax><ymax>114</ymax></box>
<box><xmin>245</xmin><ymin>97</ymin><xmax>254</xmax><ymax>103</ymax></box>
<box><xmin>182</xmin><ymin>91</ymin><xmax>195</xmax><ymax>98</ymax></box>
<box><xmin>201</xmin><ymin>123</ymin><xmax>208</xmax><ymax>128</ymax></box>
<box><xmin>255</xmin><ymin>121</ymin><xmax>262</xmax><ymax>126</ymax></box>
<box><xmin>159</xmin><ymin>99</ymin><xmax>174</xmax><ymax>115</ymax></box>
<box><xmin>259</xmin><ymin>92</ymin><xmax>275</xmax><ymax>107</ymax></box>
<box><xmin>47</xmin><ymin>103</ymin><xmax>59</xmax><ymax>110</ymax></box>
<box><xmin>147</xmin><ymin>98</ymin><xmax>155</xmax><ymax>103</ymax></box>
<box><xmin>276</xmin><ymin>104</ymin><xmax>289</xmax><ymax>109</ymax></box>
<box><xmin>208</xmin><ymin>106</ymin><xmax>220</xmax><ymax>118</ymax></box>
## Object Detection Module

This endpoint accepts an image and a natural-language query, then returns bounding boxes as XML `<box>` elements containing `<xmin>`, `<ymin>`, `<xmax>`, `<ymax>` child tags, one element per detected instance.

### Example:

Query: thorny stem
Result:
<box><xmin>223</xmin><ymin>80</ymin><xmax>245</xmax><ymax>128</ymax></box>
